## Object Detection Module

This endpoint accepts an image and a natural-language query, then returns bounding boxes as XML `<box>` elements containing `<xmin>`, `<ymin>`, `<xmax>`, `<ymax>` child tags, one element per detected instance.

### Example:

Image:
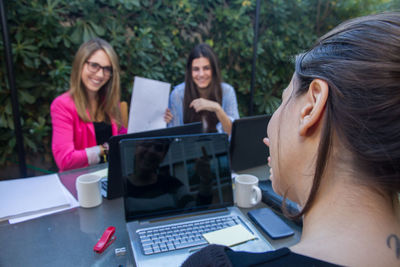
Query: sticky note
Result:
<box><xmin>202</xmin><ymin>224</ymin><xmax>256</xmax><ymax>247</ymax></box>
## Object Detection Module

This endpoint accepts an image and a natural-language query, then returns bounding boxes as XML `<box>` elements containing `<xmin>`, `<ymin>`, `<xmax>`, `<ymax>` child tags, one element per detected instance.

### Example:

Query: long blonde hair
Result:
<box><xmin>69</xmin><ymin>38</ymin><xmax>122</xmax><ymax>127</ymax></box>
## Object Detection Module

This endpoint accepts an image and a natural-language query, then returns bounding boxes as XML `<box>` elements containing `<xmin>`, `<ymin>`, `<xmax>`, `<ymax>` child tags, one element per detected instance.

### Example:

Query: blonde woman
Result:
<box><xmin>51</xmin><ymin>38</ymin><xmax>127</xmax><ymax>172</ymax></box>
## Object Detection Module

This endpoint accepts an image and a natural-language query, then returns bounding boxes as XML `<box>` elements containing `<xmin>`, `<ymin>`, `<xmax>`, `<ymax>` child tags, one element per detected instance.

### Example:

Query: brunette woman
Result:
<box><xmin>167</xmin><ymin>43</ymin><xmax>239</xmax><ymax>134</ymax></box>
<box><xmin>183</xmin><ymin>12</ymin><xmax>400</xmax><ymax>267</ymax></box>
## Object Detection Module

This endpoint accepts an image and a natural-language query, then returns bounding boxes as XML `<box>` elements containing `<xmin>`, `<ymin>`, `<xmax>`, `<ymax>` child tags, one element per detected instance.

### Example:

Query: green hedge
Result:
<box><xmin>0</xmin><ymin>0</ymin><xmax>397</xmax><ymax>174</ymax></box>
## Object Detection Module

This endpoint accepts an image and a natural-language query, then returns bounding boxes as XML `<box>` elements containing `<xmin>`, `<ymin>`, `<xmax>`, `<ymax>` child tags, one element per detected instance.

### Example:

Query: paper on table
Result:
<box><xmin>8</xmin><ymin>180</ymin><xmax>79</xmax><ymax>224</ymax></box>
<box><xmin>0</xmin><ymin>174</ymin><xmax>70</xmax><ymax>221</ymax></box>
<box><xmin>128</xmin><ymin>76</ymin><xmax>171</xmax><ymax>133</ymax></box>
<box><xmin>203</xmin><ymin>224</ymin><xmax>256</xmax><ymax>247</ymax></box>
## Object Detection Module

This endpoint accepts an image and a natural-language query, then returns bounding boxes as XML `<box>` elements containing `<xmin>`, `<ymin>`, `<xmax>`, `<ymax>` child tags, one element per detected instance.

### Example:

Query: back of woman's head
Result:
<box><xmin>293</xmin><ymin>12</ymin><xmax>400</xmax><ymax>216</ymax></box>
<box><xmin>70</xmin><ymin>38</ymin><xmax>121</xmax><ymax>124</ymax></box>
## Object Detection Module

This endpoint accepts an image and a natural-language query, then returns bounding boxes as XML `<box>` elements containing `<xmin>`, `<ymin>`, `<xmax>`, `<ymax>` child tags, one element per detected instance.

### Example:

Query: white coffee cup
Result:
<box><xmin>76</xmin><ymin>174</ymin><xmax>103</xmax><ymax>208</ymax></box>
<box><xmin>234</xmin><ymin>174</ymin><xmax>262</xmax><ymax>208</ymax></box>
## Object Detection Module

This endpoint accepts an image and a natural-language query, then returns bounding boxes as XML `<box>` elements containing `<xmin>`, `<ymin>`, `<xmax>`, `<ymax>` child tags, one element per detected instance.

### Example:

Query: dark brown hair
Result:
<box><xmin>183</xmin><ymin>43</ymin><xmax>223</xmax><ymax>132</ymax></box>
<box><xmin>291</xmin><ymin>12</ymin><xmax>400</xmax><ymax>218</ymax></box>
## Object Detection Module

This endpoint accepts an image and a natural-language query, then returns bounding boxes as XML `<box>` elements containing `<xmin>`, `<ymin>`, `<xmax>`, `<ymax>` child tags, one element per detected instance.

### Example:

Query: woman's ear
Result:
<box><xmin>299</xmin><ymin>79</ymin><xmax>329</xmax><ymax>136</ymax></box>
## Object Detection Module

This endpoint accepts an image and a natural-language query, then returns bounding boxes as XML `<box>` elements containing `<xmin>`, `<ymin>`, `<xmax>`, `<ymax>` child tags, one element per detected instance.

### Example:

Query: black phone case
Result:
<box><xmin>248</xmin><ymin>208</ymin><xmax>295</xmax><ymax>239</ymax></box>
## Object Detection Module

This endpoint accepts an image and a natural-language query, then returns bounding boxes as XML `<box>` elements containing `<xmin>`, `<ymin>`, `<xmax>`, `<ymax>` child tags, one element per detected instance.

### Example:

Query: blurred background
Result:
<box><xmin>0</xmin><ymin>0</ymin><xmax>399</xmax><ymax>178</ymax></box>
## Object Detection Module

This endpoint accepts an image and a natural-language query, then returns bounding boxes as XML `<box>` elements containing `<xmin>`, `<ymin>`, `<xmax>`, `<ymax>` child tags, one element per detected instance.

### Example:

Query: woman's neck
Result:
<box><xmin>197</xmin><ymin>86</ymin><xmax>210</xmax><ymax>99</ymax></box>
<box><xmin>292</xmin><ymin>171</ymin><xmax>400</xmax><ymax>266</ymax></box>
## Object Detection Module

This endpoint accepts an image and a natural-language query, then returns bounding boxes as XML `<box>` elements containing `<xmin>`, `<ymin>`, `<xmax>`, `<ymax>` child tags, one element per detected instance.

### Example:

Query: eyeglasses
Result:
<box><xmin>85</xmin><ymin>61</ymin><xmax>113</xmax><ymax>77</ymax></box>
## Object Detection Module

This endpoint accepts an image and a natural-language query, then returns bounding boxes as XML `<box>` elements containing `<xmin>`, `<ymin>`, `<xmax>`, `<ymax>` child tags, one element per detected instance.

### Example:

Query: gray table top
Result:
<box><xmin>0</xmin><ymin>164</ymin><xmax>301</xmax><ymax>267</ymax></box>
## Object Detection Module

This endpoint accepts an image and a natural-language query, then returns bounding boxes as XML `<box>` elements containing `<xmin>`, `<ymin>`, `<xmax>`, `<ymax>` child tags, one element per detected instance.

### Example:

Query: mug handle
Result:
<box><xmin>251</xmin><ymin>186</ymin><xmax>262</xmax><ymax>206</ymax></box>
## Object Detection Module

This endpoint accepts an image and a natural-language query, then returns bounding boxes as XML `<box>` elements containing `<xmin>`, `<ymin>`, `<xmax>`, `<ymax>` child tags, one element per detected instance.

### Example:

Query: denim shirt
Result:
<box><xmin>168</xmin><ymin>82</ymin><xmax>240</xmax><ymax>133</ymax></box>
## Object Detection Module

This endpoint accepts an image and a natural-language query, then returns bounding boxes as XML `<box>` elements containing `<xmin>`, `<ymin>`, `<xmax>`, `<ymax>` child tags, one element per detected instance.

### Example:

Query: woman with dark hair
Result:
<box><xmin>167</xmin><ymin>43</ymin><xmax>239</xmax><ymax>134</ymax></box>
<box><xmin>51</xmin><ymin>38</ymin><xmax>127</xmax><ymax>171</ymax></box>
<box><xmin>182</xmin><ymin>12</ymin><xmax>400</xmax><ymax>267</ymax></box>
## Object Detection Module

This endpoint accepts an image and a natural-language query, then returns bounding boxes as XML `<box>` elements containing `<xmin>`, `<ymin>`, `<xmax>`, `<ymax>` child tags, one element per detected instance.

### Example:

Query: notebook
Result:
<box><xmin>121</xmin><ymin>133</ymin><xmax>273</xmax><ymax>267</ymax></box>
<box><xmin>105</xmin><ymin>122</ymin><xmax>203</xmax><ymax>199</ymax></box>
<box><xmin>230</xmin><ymin>115</ymin><xmax>272</xmax><ymax>172</ymax></box>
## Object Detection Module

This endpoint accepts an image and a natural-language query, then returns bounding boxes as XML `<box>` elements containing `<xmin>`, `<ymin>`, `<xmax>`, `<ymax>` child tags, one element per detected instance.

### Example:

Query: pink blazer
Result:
<box><xmin>51</xmin><ymin>92</ymin><xmax>127</xmax><ymax>172</ymax></box>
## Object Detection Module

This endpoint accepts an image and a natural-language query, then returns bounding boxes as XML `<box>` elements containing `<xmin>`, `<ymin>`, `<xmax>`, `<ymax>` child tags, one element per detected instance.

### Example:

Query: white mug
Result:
<box><xmin>76</xmin><ymin>174</ymin><xmax>103</xmax><ymax>208</ymax></box>
<box><xmin>234</xmin><ymin>174</ymin><xmax>262</xmax><ymax>208</ymax></box>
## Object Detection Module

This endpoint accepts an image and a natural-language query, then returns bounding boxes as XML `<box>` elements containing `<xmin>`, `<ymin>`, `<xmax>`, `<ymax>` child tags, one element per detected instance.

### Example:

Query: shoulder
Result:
<box><xmin>226</xmin><ymin>247</ymin><xmax>342</xmax><ymax>267</ymax></box>
<box><xmin>181</xmin><ymin>244</ymin><xmax>232</xmax><ymax>267</ymax></box>
<box><xmin>221</xmin><ymin>82</ymin><xmax>234</xmax><ymax>91</ymax></box>
<box><xmin>51</xmin><ymin>92</ymin><xmax>76</xmax><ymax>113</ymax></box>
<box><xmin>172</xmin><ymin>82</ymin><xmax>185</xmax><ymax>94</ymax></box>
<box><xmin>220</xmin><ymin>83</ymin><xmax>237</xmax><ymax>104</ymax></box>
<box><xmin>221</xmin><ymin>83</ymin><xmax>236</xmax><ymax>95</ymax></box>
<box><xmin>51</xmin><ymin>92</ymin><xmax>74</xmax><ymax>107</ymax></box>
<box><xmin>170</xmin><ymin>82</ymin><xmax>185</xmax><ymax>100</ymax></box>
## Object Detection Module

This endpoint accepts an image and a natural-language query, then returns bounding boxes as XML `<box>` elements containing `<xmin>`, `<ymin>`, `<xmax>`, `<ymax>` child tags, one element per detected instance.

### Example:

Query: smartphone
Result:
<box><xmin>248</xmin><ymin>208</ymin><xmax>295</xmax><ymax>239</ymax></box>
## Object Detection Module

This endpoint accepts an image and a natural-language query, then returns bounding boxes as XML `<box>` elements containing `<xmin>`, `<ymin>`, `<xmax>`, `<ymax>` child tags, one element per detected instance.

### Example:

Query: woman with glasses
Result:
<box><xmin>51</xmin><ymin>38</ymin><xmax>127</xmax><ymax>171</ymax></box>
<box><xmin>167</xmin><ymin>43</ymin><xmax>239</xmax><ymax>135</ymax></box>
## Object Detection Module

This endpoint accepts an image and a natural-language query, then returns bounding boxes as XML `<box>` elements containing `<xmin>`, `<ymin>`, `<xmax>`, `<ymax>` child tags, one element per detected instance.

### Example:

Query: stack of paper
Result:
<box><xmin>0</xmin><ymin>173</ymin><xmax>78</xmax><ymax>224</ymax></box>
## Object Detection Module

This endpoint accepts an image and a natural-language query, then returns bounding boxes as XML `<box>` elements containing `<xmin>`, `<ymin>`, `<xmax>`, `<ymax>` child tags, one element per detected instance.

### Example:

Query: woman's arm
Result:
<box><xmin>189</xmin><ymin>98</ymin><xmax>233</xmax><ymax>134</ymax></box>
<box><xmin>189</xmin><ymin>84</ymin><xmax>239</xmax><ymax>135</ymax></box>
<box><xmin>50</xmin><ymin>96</ymin><xmax>98</xmax><ymax>171</ymax></box>
<box><xmin>168</xmin><ymin>85</ymin><xmax>184</xmax><ymax>127</ymax></box>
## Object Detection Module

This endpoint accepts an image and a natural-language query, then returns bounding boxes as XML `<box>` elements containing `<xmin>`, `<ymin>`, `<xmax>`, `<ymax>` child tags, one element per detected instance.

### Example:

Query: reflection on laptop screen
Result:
<box><xmin>106</xmin><ymin>122</ymin><xmax>203</xmax><ymax>199</ymax></box>
<box><xmin>120</xmin><ymin>134</ymin><xmax>233</xmax><ymax>221</ymax></box>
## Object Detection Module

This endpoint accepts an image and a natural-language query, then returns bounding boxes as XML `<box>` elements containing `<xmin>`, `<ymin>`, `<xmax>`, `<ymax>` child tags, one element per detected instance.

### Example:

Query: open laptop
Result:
<box><xmin>120</xmin><ymin>133</ymin><xmax>273</xmax><ymax>267</ymax></box>
<box><xmin>104</xmin><ymin>122</ymin><xmax>203</xmax><ymax>199</ymax></box>
<box><xmin>230</xmin><ymin>115</ymin><xmax>272</xmax><ymax>172</ymax></box>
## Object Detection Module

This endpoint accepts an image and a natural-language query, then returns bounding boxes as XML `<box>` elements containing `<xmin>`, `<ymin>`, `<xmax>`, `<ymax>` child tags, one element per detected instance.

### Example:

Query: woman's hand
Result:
<box><xmin>189</xmin><ymin>98</ymin><xmax>221</xmax><ymax>113</ymax></box>
<box><xmin>263</xmin><ymin>137</ymin><xmax>274</xmax><ymax>181</ymax></box>
<box><xmin>190</xmin><ymin>98</ymin><xmax>233</xmax><ymax>134</ymax></box>
<box><xmin>164</xmin><ymin>108</ymin><xmax>173</xmax><ymax>123</ymax></box>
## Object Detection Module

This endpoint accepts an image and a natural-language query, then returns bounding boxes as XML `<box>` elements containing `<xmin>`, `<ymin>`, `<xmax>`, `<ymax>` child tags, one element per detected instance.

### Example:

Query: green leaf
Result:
<box><xmin>0</xmin><ymin>114</ymin><xmax>7</xmax><ymax>128</ymax></box>
<box><xmin>5</xmin><ymin>102</ymin><xmax>12</xmax><ymax>115</ymax></box>
<box><xmin>70</xmin><ymin>26</ymin><xmax>82</xmax><ymax>44</ymax></box>
<box><xmin>19</xmin><ymin>91</ymin><xmax>35</xmax><ymax>104</ymax></box>
<box><xmin>89</xmin><ymin>21</ymin><xmax>105</xmax><ymax>36</ymax></box>
<box><xmin>132</xmin><ymin>0</ymin><xmax>140</xmax><ymax>7</ymax></box>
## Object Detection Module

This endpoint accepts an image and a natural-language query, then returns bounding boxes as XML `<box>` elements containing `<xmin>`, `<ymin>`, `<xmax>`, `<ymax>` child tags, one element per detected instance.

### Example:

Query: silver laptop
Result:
<box><xmin>120</xmin><ymin>133</ymin><xmax>273</xmax><ymax>267</ymax></box>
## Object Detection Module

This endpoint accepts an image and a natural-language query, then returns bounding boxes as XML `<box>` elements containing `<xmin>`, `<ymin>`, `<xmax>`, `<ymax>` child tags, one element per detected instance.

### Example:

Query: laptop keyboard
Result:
<box><xmin>138</xmin><ymin>216</ymin><xmax>240</xmax><ymax>255</ymax></box>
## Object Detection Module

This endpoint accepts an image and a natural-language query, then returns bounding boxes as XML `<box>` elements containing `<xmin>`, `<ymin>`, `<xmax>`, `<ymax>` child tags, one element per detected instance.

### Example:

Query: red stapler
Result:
<box><xmin>94</xmin><ymin>226</ymin><xmax>116</xmax><ymax>253</ymax></box>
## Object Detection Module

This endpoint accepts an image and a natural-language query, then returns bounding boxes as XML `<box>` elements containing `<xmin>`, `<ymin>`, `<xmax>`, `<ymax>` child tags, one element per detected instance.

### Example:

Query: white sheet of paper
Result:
<box><xmin>0</xmin><ymin>174</ymin><xmax>70</xmax><ymax>221</ymax></box>
<box><xmin>8</xmin><ymin>180</ymin><xmax>79</xmax><ymax>224</ymax></box>
<box><xmin>202</xmin><ymin>224</ymin><xmax>256</xmax><ymax>247</ymax></box>
<box><xmin>128</xmin><ymin>76</ymin><xmax>171</xmax><ymax>133</ymax></box>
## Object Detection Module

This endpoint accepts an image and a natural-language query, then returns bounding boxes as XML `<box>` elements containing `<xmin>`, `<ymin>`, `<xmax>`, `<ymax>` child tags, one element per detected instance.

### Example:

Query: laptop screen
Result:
<box><xmin>120</xmin><ymin>133</ymin><xmax>233</xmax><ymax>221</ymax></box>
<box><xmin>230</xmin><ymin>115</ymin><xmax>271</xmax><ymax>172</ymax></box>
<box><xmin>107</xmin><ymin>122</ymin><xmax>203</xmax><ymax>199</ymax></box>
